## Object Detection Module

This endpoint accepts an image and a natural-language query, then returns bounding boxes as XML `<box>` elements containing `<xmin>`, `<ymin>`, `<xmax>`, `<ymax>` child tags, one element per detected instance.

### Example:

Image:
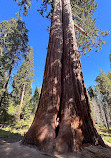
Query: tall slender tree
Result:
<box><xmin>88</xmin><ymin>86</ymin><xmax>109</xmax><ymax>128</ymax></box>
<box><xmin>95</xmin><ymin>70</ymin><xmax>111</xmax><ymax>128</ymax></box>
<box><xmin>0</xmin><ymin>18</ymin><xmax>29</xmax><ymax>106</ymax></box>
<box><xmin>32</xmin><ymin>87</ymin><xmax>40</xmax><ymax>113</ymax></box>
<box><xmin>23</xmin><ymin>0</ymin><xmax>105</xmax><ymax>153</ymax></box>
<box><xmin>12</xmin><ymin>47</ymin><xmax>34</xmax><ymax>120</ymax></box>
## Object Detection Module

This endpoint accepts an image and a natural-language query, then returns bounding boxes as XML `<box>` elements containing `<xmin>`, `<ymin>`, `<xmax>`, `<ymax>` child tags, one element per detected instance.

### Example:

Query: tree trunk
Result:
<box><xmin>92</xmin><ymin>97</ymin><xmax>102</xmax><ymax>125</ymax></box>
<box><xmin>18</xmin><ymin>84</ymin><xmax>25</xmax><ymax>120</ymax></box>
<box><xmin>23</xmin><ymin>0</ymin><xmax>63</xmax><ymax>152</ymax></box>
<box><xmin>0</xmin><ymin>60</ymin><xmax>14</xmax><ymax>107</ymax></box>
<box><xmin>23</xmin><ymin>0</ymin><xmax>105</xmax><ymax>153</ymax></box>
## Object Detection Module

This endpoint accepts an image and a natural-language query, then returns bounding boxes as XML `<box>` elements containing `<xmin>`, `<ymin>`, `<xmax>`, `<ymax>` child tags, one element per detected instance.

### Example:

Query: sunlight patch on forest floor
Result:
<box><xmin>97</xmin><ymin>125</ymin><xmax>111</xmax><ymax>143</ymax></box>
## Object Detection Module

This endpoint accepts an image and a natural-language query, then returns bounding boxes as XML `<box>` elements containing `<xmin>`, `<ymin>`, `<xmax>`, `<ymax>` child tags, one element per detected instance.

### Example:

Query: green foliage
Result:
<box><xmin>0</xmin><ymin>107</ymin><xmax>16</xmax><ymax>124</ymax></box>
<box><xmin>12</xmin><ymin>47</ymin><xmax>34</xmax><ymax>119</ymax></box>
<box><xmin>88</xmin><ymin>86</ymin><xmax>96</xmax><ymax>98</ymax></box>
<box><xmin>13</xmin><ymin>0</ymin><xmax>31</xmax><ymax>16</ymax></box>
<box><xmin>0</xmin><ymin>17</ymin><xmax>35</xmax><ymax>124</ymax></box>
<box><xmin>15</xmin><ymin>0</ymin><xmax>110</xmax><ymax>55</ymax></box>
<box><xmin>71</xmin><ymin>0</ymin><xmax>109</xmax><ymax>54</ymax></box>
<box><xmin>97</xmin><ymin>125</ymin><xmax>111</xmax><ymax>143</ymax></box>
<box><xmin>0</xmin><ymin>18</ymin><xmax>29</xmax><ymax>67</ymax></box>
<box><xmin>39</xmin><ymin>0</ymin><xmax>109</xmax><ymax>54</ymax></box>
<box><xmin>0</xmin><ymin>18</ymin><xmax>29</xmax><ymax>107</ymax></box>
<box><xmin>0</xmin><ymin>91</ymin><xmax>16</xmax><ymax>124</ymax></box>
<box><xmin>0</xmin><ymin>128</ymin><xmax>22</xmax><ymax>138</ymax></box>
<box><xmin>8</xmin><ymin>103</ymin><xmax>19</xmax><ymax>118</ymax></box>
<box><xmin>95</xmin><ymin>70</ymin><xmax>111</xmax><ymax>106</ymax></box>
<box><xmin>110</xmin><ymin>54</ymin><xmax>111</xmax><ymax>66</ymax></box>
<box><xmin>12</xmin><ymin>48</ymin><xmax>34</xmax><ymax>101</ymax></box>
<box><xmin>32</xmin><ymin>87</ymin><xmax>40</xmax><ymax>113</ymax></box>
<box><xmin>88</xmin><ymin>68</ymin><xmax>111</xmax><ymax>129</ymax></box>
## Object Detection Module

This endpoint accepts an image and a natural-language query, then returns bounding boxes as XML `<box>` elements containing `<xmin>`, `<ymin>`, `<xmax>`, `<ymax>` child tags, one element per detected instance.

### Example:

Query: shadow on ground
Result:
<box><xmin>0</xmin><ymin>129</ymin><xmax>23</xmax><ymax>145</ymax></box>
<box><xmin>0</xmin><ymin>129</ymin><xmax>111</xmax><ymax>158</ymax></box>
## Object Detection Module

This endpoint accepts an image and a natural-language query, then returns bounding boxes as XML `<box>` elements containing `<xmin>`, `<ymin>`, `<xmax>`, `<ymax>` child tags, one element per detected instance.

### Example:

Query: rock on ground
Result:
<box><xmin>81</xmin><ymin>145</ymin><xmax>111</xmax><ymax>158</ymax></box>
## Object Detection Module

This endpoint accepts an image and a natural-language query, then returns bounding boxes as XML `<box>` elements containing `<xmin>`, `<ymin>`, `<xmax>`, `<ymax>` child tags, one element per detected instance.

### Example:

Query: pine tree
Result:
<box><xmin>88</xmin><ymin>86</ymin><xmax>102</xmax><ymax>125</ymax></box>
<box><xmin>95</xmin><ymin>70</ymin><xmax>111</xmax><ymax>128</ymax></box>
<box><xmin>12</xmin><ymin>47</ymin><xmax>34</xmax><ymax>120</ymax></box>
<box><xmin>0</xmin><ymin>18</ymin><xmax>29</xmax><ymax>106</ymax></box>
<box><xmin>96</xmin><ymin>70</ymin><xmax>111</xmax><ymax>108</ymax></box>
<box><xmin>96</xmin><ymin>85</ymin><xmax>110</xmax><ymax>129</ymax></box>
<box><xmin>88</xmin><ymin>86</ymin><xmax>109</xmax><ymax>128</ymax></box>
<box><xmin>32</xmin><ymin>87</ymin><xmax>40</xmax><ymax>114</ymax></box>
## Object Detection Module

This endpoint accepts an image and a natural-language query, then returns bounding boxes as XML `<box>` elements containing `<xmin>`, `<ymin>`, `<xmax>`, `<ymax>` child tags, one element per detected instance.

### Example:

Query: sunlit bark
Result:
<box><xmin>23</xmin><ymin>0</ymin><xmax>63</xmax><ymax>152</ymax></box>
<box><xmin>23</xmin><ymin>0</ymin><xmax>105</xmax><ymax>153</ymax></box>
<box><xmin>18</xmin><ymin>84</ymin><xmax>25</xmax><ymax>120</ymax></box>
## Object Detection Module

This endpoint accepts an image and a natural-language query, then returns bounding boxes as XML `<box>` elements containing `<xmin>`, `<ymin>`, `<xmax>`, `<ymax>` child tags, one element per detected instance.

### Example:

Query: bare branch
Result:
<box><xmin>74</xmin><ymin>23</ymin><xmax>87</xmax><ymax>36</ymax></box>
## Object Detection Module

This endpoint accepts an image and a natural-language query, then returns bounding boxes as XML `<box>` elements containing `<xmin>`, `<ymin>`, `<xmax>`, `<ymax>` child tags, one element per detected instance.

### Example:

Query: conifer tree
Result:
<box><xmin>12</xmin><ymin>47</ymin><xmax>34</xmax><ymax>120</ymax></box>
<box><xmin>32</xmin><ymin>87</ymin><xmax>40</xmax><ymax>113</ymax></box>
<box><xmin>88</xmin><ymin>86</ymin><xmax>110</xmax><ymax>128</ymax></box>
<box><xmin>0</xmin><ymin>18</ymin><xmax>29</xmax><ymax>106</ymax></box>
<box><xmin>95</xmin><ymin>70</ymin><xmax>111</xmax><ymax>127</ymax></box>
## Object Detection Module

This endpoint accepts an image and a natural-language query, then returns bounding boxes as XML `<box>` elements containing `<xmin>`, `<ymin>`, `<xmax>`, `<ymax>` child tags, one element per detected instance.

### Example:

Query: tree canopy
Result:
<box><xmin>14</xmin><ymin>0</ymin><xmax>109</xmax><ymax>55</ymax></box>
<box><xmin>0</xmin><ymin>18</ymin><xmax>29</xmax><ymax>106</ymax></box>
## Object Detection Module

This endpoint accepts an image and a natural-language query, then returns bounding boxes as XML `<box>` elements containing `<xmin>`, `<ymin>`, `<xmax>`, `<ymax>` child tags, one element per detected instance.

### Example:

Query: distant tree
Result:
<box><xmin>0</xmin><ymin>18</ymin><xmax>29</xmax><ymax>106</ymax></box>
<box><xmin>110</xmin><ymin>54</ymin><xmax>111</xmax><ymax>66</ymax></box>
<box><xmin>96</xmin><ymin>85</ymin><xmax>110</xmax><ymax>130</ymax></box>
<box><xmin>96</xmin><ymin>70</ymin><xmax>111</xmax><ymax>109</ymax></box>
<box><xmin>88</xmin><ymin>67</ymin><xmax>111</xmax><ymax>130</ymax></box>
<box><xmin>88</xmin><ymin>86</ymin><xmax>102</xmax><ymax>125</ymax></box>
<box><xmin>95</xmin><ymin>70</ymin><xmax>111</xmax><ymax>128</ymax></box>
<box><xmin>32</xmin><ymin>87</ymin><xmax>40</xmax><ymax>114</ymax></box>
<box><xmin>88</xmin><ymin>86</ymin><xmax>110</xmax><ymax>129</ymax></box>
<box><xmin>12</xmin><ymin>47</ymin><xmax>34</xmax><ymax>120</ymax></box>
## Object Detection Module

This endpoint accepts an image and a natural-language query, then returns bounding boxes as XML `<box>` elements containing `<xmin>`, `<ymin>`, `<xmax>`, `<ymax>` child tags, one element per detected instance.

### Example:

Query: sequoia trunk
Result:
<box><xmin>55</xmin><ymin>0</ymin><xmax>105</xmax><ymax>153</ymax></box>
<box><xmin>23</xmin><ymin>0</ymin><xmax>105</xmax><ymax>153</ymax></box>
<box><xmin>23</xmin><ymin>0</ymin><xmax>63</xmax><ymax>152</ymax></box>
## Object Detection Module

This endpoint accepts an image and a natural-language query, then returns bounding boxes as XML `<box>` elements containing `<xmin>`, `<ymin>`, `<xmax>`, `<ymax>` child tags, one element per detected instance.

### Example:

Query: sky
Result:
<box><xmin>0</xmin><ymin>0</ymin><xmax>111</xmax><ymax>92</ymax></box>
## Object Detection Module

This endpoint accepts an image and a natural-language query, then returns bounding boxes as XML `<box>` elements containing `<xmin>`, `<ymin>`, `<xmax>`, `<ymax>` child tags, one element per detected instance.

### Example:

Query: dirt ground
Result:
<box><xmin>0</xmin><ymin>138</ymin><xmax>80</xmax><ymax>158</ymax></box>
<box><xmin>0</xmin><ymin>137</ymin><xmax>111</xmax><ymax>158</ymax></box>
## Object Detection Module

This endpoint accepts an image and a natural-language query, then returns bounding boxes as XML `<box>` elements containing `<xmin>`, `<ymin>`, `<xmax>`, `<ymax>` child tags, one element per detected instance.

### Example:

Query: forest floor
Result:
<box><xmin>0</xmin><ymin>124</ymin><xmax>111</xmax><ymax>158</ymax></box>
<box><xmin>0</xmin><ymin>136</ymin><xmax>111</xmax><ymax>158</ymax></box>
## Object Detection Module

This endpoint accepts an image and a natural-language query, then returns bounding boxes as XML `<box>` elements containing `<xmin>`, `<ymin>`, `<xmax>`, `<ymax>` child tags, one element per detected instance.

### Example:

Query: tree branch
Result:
<box><xmin>74</xmin><ymin>23</ymin><xmax>87</xmax><ymax>36</ymax></box>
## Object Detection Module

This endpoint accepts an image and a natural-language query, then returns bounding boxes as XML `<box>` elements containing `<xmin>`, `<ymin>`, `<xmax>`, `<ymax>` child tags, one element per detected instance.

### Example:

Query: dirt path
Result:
<box><xmin>0</xmin><ymin>137</ymin><xmax>111</xmax><ymax>158</ymax></box>
<box><xmin>0</xmin><ymin>138</ymin><xmax>80</xmax><ymax>158</ymax></box>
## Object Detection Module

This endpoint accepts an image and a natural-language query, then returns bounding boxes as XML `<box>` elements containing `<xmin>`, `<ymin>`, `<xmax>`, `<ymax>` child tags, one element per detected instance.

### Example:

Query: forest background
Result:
<box><xmin>0</xmin><ymin>0</ymin><xmax>111</xmax><ymax>144</ymax></box>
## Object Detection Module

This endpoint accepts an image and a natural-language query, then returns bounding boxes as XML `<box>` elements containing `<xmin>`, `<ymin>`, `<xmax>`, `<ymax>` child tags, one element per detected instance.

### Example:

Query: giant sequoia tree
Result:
<box><xmin>23</xmin><ymin>0</ymin><xmax>105</xmax><ymax>153</ymax></box>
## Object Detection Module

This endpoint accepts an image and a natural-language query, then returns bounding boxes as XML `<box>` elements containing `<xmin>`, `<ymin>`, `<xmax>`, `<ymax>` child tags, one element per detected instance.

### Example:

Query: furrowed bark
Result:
<box><xmin>23</xmin><ymin>0</ymin><xmax>63</xmax><ymax>152</ymax></box>
<box><xmin>23</xmin><ymin>0</ymin><xmax>105</xmax><ymax>153</ymax></box>
<box><xmin>55</xmin><ymin>0</ymin><xmax>105</xmax><ymax>153</ymax></box>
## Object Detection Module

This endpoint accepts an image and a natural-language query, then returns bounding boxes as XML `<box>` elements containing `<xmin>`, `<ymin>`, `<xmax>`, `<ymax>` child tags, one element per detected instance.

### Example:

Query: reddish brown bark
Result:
<box><xmin>18</xmin><ymin>84</ymin><xmax>25</xmax><ymax>120</ymax></box>
<box><xmin>23</xmin><ymin>0</ymin><xmax>63</xmax><ymax>152</ymax></box>
<box><xmin>23</xmin><ymin>0</ymin><xmax>105</xmax><ymax>153</ymax></box>
<box><xmin>55</xmin><ymin>0</ymin><xmax>105</xmax><ymax>153</ymax></box>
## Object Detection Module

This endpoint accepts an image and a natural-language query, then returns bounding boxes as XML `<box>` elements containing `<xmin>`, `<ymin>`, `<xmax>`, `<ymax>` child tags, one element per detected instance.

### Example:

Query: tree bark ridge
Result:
<box><xmin>23</xmin><ymin>0</ymin><xmax>105</xmax><ymax>153</ymax></box>
<box><xmin>23</xmin><ymin>0</ymin><xmax>63</xmax><ymax>152</ymax></box>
